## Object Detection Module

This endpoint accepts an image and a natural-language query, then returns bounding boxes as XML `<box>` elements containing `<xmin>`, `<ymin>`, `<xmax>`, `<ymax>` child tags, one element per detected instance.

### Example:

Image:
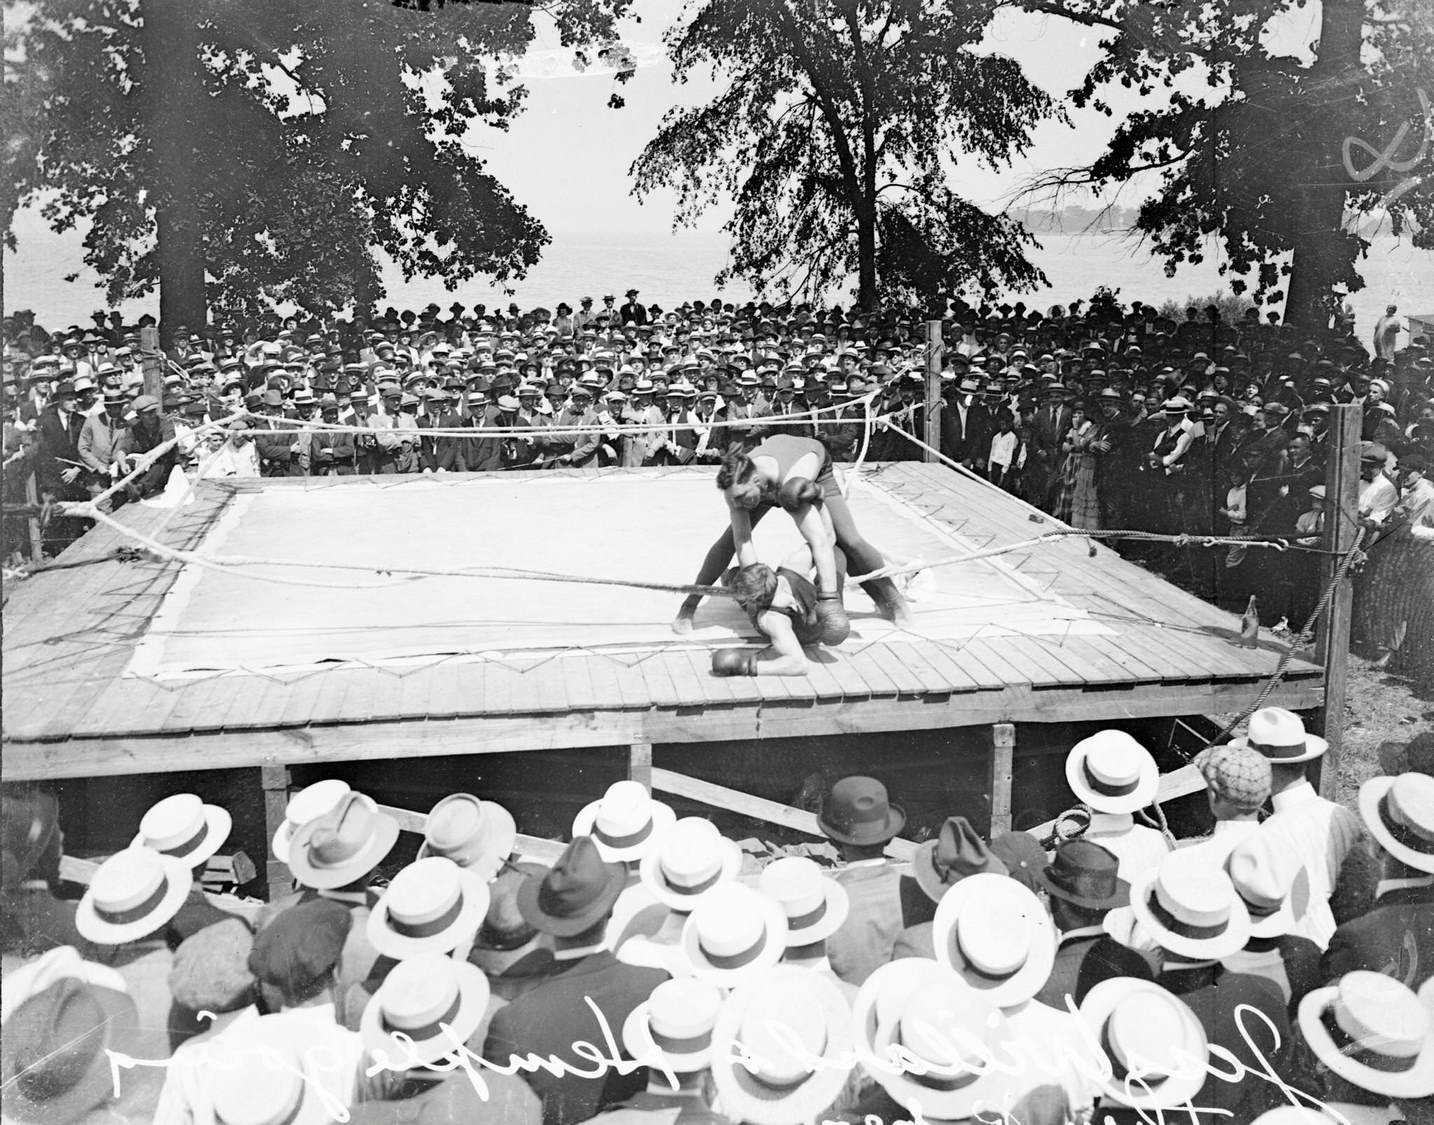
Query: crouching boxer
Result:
<box><xmin>674</xmin><ymin>433</ymin><xmax>912</xmax><ymax>636</ymax></box>
<box><xmin>710</xmin><ymin>549</ymin><xmax>849</xmax><ymax>677</ymax></box>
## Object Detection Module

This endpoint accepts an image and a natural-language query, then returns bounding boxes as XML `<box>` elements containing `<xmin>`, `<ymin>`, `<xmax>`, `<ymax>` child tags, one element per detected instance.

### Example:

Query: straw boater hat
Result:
<box><xmin>271</xmin><ymin>779</ymin><xmax>350</xmax><ymax>865</ymax></box>
<box><xmin>76</xmin><ymin>846</ymin><xmax>192</xmax><ymax>945</ymax></box>
<box><xmin>1297</xmin><ymin>971</ymin><xmax>1434</xmax><ymax>1099</ymax></box>
<box><xmin>1127</xmin><ymin>848</ymin><xmax>1251</xmax><ymax>961</ymax></box>
<box><xmin>571</xmin><ymin>780</ymin><xmax>675</xmax><ymax>863</ymax></box>
<box><xmin>758</xmin><ymin>856</ymin><xmax>850</xmax><ymax>947</ymax></box>
<box><xmin>361</xmin><ymin>952</ymin><xmax>491</xmax><ymax>1066</ymax></box>
<box><xmin>1079</xmin><ymin>977</ymin><xmax>1209</xmax><ymax>1110</ymax></box>
<box><xmin>638</xmin><ymin>816</ymin><xmax>742</xmax><ymax>912</ymax></box>
<box><xmin>1227</xmin><ymin>706</ymin><xmax>1328</xmax><ymax>765</ymax></box>
<box><xmin>468</xmin><ymin>861</ymin><xmax>553</xmax><ymax>984</ymax></box>
<box><xmin>207</xmin><ymin>1035</ymin><xmax>335</xmax><ymax>1125</ymax></box>
<box><xmin>912</xmin><ymin>815</ymin><xmax>1007</xmax><ymax>905</ymax></box>
<box><xmin>622</xmin><ymin>978</ymin><xmax>725</xmax><ymax>1075</ymax></box>
<box><xmin>1250</xmin><ymin>1111</ymin><xmax>1342</xmax><ymax>1124</ymax></box>
<box><xmin>418</xmin><ymin>792</ymin><xmax>517</xmax><ymax>881</ymax></box>
<box><xmin>931</xmin><ymin>871</ymin><xmax>1056</xmax><ymax>1008</ymax></box>
<box><xmin>1358</xmin><ymin>772</ymin><xmax>1434</xmax><ymax>874</ymax></box>
<box><xmin>287</xmin><ymin>791</ymin><xmax>399</xmax><ymax>891</ymax></box>
<box><xmin>1</xmin><ymin>979</ymin><xmax>140</xmax><ymax>1124</ymax></box>
<box><xmin>1225</xmin><ymin>834</ymin><xmax>1297</xmax><ymax>939</ymax></box>
<box><xmin>132</xmin><ymin>793</ymin><xmax>231</xmax><ymax>869</ymax></box>
<box><xmin>710</xmin><ymin>966</ymin><xmax>854</xmax><ymax>1125</ymax></box>
<box><xmin>1065</xmin><ymin>730</ymin><xmax>1159</xmax><ymax>814</ymax></box>
<box><xmin>367</xmin><ymin>856</ymin><xmax>491</xmax><ymax>959</ymax></box>
<box><xmin>681</xmin><ymin>884</ymin><xmax>788</xmax><ymax>986</ymax></box>
<box><xmin>853</xmin><ymin>958</ymin><xmax>1022</xmax><ymax>1121</ymax></box>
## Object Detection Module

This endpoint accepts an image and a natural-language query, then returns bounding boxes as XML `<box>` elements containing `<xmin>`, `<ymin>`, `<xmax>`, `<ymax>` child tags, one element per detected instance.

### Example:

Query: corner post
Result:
<box><xmin>1314</xmin><ymin>403</ymin><xmax>1360</xmax><ymax>800</ymax></box>
<box><xmin>924</xmin><ymin>320</ymin><xmax>944</xmax><ymax>463</ymax></box>
<box><xmin>628</xmin><ymin>742</ymin><xmax>653</xmax><ymax>790</ymax></box>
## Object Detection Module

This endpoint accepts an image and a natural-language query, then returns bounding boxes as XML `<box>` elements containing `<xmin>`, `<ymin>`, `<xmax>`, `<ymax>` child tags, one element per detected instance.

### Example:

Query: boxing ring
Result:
<box><xmin>126</xmin><ymin>468</ymin><xmax>1112</xmax><ymax>679</ymax></box>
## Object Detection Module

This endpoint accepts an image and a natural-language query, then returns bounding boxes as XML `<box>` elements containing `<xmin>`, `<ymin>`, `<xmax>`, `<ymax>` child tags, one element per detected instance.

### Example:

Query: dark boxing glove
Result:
<box><xmin>711</xmin><ymin>648</ymin><xmax>758</xmax><ymax>677</ymax></box>
<box><xmin>814</xmin><ymin>591</ymin><xmax>851</xmax><ymax>646</ymax></box>
<box><xmin>777</xmin><ymin>477</ymin><xmax>822</xmax><ymax>512</ymax></box>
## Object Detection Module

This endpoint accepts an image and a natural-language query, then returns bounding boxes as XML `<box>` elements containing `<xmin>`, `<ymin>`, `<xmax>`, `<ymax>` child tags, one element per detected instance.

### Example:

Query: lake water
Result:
<box><xmin>5</xmin><ymin>213</ymin><xmax>1432</xmax><ymax>342</ymax></box>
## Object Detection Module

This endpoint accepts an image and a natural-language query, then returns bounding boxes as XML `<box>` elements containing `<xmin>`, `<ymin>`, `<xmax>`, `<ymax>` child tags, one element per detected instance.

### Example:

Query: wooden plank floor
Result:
<box><xmin>4</xmin><ymin>465</ymin><xmax>1322</xmax><ymax>759</ymax></box>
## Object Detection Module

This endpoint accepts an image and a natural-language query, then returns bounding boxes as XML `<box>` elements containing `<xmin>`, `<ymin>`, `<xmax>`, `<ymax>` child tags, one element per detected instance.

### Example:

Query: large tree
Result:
<box><xmin>2</xmin><ymin>0</ymin><xmax>633</xmax><ymax>336</ymax></box>
<box><xmin>630</xmin><ymin>0</ymin><xmax>1056</xmax><ymax>312</ymax></box>
<box><xmin>1012</xmin><ymin>0</ymin><xmax>1434</xmax><ymax>329</ymax></box>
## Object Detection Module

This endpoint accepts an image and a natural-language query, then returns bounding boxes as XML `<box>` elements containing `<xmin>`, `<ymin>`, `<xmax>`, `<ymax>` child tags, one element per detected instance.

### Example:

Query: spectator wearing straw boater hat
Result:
<box><xmin>1297</xmin><ymin>972</ymin><xmax>1434</xmax><ymax>1123</ymax></box>
<box><xmin>1223</xmin><ymin>833</ymin><xmax>1322</xmax><ymax>1008</ymax></box>
<box><xmin>1</xmin><ymin>977</ymin><xmax>157</xmax><ymax>1125</ymax></box>
<box><xmin>851</xmin><ymin>957</ymin><xmax>1070</xmax><ymax>1125</ymax></box>
<box><xmin>604</xmin><ymin>979</ymin><xmax>730</xmax><ymax>1125</ymax></box>
<box><xmin>681</xmin><ymin>883</ymin><xmax>789</xmax><ymax>989</ymax></box>
<box><xmin>1065</xmin><ymin>730</ymin><xmax>1171</xmax><ymax>888</ymax></box>
<box><xmin>356</xmin><ymin>952</ymin><xmax>541</xmax><ymax>1125</ymax></box>
<box><xmin>710</xmin><ymin>964</ymin><xmax>855</xmax><ymax>1125</ymax></box>
<box><xmin>271</xmin><ymin>779</ymin><xmax>351</xmax><ymax>866</ymax></box>
<box><xmin>1181</xmin><ymin>743</ymin><xmax>1271</xmax><ymax>868</ymax></box>
<box><xmin>1324</xmin><ymin>772</ymin><xmax>1434</xmax><ymax>989</ymax></box>
<box><xmin>418</xmin><ymin>791</ymin><xmax>517</xmax><ymax>882</ymax></box>
<box><xmin>758</xmin><ymin>856</ymin><xmax>850</xmax><ymax>975</ymax></box>
<box><xmin>260</xmin><ymin>791</ymin><xmax>398</xmax><ymax>1027</ymax></box>
<box><xmin>1078</xmin><ymin>977</ymin><xmax>1211</xmax><ymax>1123</ymax></box>
<box><xmin>467</xmin><ymin>860</ymin><xmax>556</xmax><ymax>1001</ymax></box>
<box><xmin>131</xmin><ymin>793</ymin><xmax>240</xmax><ymax>947</ymax></box>
<box><xmin>818</xmin><ymin>776</ymin><xmax>914</xmax><ymax>986</ymax></box>
<box><xmin>617</xmin><ymin>816</ymin><xmax>744</xmax><ymax>975</ymax></box>
<box><xmin>1134</xmin><ymin>850</ymin><xmax>1292</xmax><ymax>1122</ymax></box>
<box><xmin>892</xmin><ymin>816</ymin><xmax>1006</xmax><ymax>959</ymax></box>
<box><xmin>1033</xmin><ymin>839</ymin><xmax>1151</xmax><ymax>1011</ymax></box>
<box><xmin>198</xmin><ymin>1035</ymin><xmax>360</xmax><ymax>1125</ymax></box>
<box><xmin>572</xmin><ymin>780</ymin><xmax>676</xmax><ymax>868</ymax></box>
<box><xmin>484</xmin><ymin>836</ymin><xmax>669</xmax><ymax>1125</ymax></box>
<box><xmin>1241</xmin><ymin>707</ymin><xmax>1360</xmax><ymax>949</ymax></box>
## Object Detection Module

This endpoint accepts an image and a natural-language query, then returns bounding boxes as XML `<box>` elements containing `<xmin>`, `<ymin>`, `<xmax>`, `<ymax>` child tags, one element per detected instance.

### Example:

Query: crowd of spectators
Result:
<box><xmin>4</xmin><ymin>291</ymin><xmax>1432</xmax><ymax>678</ymax></box>
<box><xmin>4</xmin><ymin>715</ymin><xmax>1433</xmax><ymax>1124</ymax></box>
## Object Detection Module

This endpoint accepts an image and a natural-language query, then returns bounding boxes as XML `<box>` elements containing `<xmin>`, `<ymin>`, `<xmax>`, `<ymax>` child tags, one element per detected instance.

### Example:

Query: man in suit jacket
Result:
<box><xmin>1033</xmin><ymin>841</ymin><xmax>1150</xmax><ymax>1012</ymax></box>
<box><xmin>1028</xmin><ymin>384</ymin><xmax>1073</xmax><ymax>510</ymax></box>
<box><xmin>484</xmin><ymin>836</ymin><xmax>669</xmax><ymax>1125</ymax></box>
<box><xmin>1322</xmin><ymin>773</ymin><xmax>1434</xmax><ymax>990</ymax></box>
<box><xmin>939</xmin><ymin>376</ymin><xmax>991</xmax><ymax>469</ymax></box>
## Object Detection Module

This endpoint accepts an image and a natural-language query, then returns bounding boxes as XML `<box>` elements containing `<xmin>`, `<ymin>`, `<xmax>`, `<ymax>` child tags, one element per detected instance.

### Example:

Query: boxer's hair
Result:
<box><xmin>715</xmin><ymin>450</ymin><xmax>757</xmax><ymax>491</ymax></box>
<box><xmin>730</xmin><ymin>564</ymin><xmax>778</xmax><ymax>615</ymax></box>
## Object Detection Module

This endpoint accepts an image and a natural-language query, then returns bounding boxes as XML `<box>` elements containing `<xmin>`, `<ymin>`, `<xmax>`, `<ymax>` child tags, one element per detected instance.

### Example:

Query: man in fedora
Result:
<box><xmin>259</xmin><ymin>791</ymin><xmax>398</xmax><ymax>1029</ymax></box>
<box><xmin>1243</xmin><ymin>707</ymin><xmax>1361</xmax><ymax>948</ymax></box>
<box><xmin>467</xmin><ymin>861</ymin><xmax>557</xmax><ymax>1002</ymax></box>
<box><xmin>1033</xmin><ymin>839</ymin><xmax>1151</xmax><ymax>1010</ymax></box>
<box><xmin>483</xmin><ymin>836</ymin><xmax>669</xmax><ymax>1125</ymax></box>
<box><xmin>620</xmin><ymin>289</ymin><xmax>648</xmax><ymax>327</ymax></box>
<box><xmin>1323</xmin><ymin>772</ymin><xmax>1434</xmax><ymax>990</ymax></box>
<box><xmin>817</xmin><ymin>776</ymin><xmax>919</xmax><ymax>986</ymax></box>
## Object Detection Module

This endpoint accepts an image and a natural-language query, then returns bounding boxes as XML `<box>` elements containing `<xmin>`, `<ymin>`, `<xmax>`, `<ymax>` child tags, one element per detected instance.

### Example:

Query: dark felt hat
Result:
<box><xmin>516</xmin><ymin>836</ymin><xmax>625</xmax><ymax>937</ymax></box>
<box><xmin>248</xmin><ymin>898</ymin><xmax>350</xmax><ymax>998</ymax></box>
<box><xmin>912</xmin><ymin>816</ymin><xmax>1007</xmax><ymax>904</ymax></box>
<box><xmin>818</xmin><ymin>776</ymin><xmax>905</xmax><ymax>847</ymax></box>
<box><xmin>1037</xmin><ymin>839</ymin><xmax>1129</xmax><ymax>910</ymax></box>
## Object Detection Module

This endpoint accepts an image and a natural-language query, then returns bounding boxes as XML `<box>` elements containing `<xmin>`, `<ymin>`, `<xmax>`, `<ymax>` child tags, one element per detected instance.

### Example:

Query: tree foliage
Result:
<box><xmin>631</xmin><ymin>0</ymin><xmax>1057</xmax><ymax>311</ymax></box>
<box><xmin>1014</xmin><ymin>0</ymin><xmax>1434</xmax><ymax>328</ymax></box>
<box><xmin>2</xmin><ymin>0</ymin><xmax>634</xmax><ymax>329</ymax></box>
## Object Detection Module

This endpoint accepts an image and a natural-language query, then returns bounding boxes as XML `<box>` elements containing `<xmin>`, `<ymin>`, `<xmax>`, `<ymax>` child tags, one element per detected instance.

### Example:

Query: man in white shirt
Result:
<box><xmin>1358</xmin><ymin>441</ymin><xmax>1399</xmax><ymax>523</ymax></box>
<box><xmin>1179</xmin><ymin>743</ymin><xmax>1271</xmax><ymax>867</ymax></box>
<box><xmin>1243</xmin><ymin>708</ymin><xmax>1362</xmax><ymax>949</ymax></box>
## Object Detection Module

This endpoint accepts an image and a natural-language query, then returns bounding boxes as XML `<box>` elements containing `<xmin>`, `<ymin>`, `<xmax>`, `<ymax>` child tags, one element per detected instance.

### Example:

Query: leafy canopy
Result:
<box><xmin>631</xmin><ymin>0</ymin><xmax>1059</xmax><ymax>309</ymax></box>
<box><xmin>2</xmin><ymin>0</ymin><xmax>635</xmax><ymax>319</ymax></box>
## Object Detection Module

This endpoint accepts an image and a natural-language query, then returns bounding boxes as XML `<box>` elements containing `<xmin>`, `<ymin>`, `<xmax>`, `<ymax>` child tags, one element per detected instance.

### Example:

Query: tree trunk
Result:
<box><xmin>139</xmin><ymin>0</ymin><xmax>207</xmax><ymax>344</ymax></box>
<box><xmin>1282</xmin><ymin>0</ymin><xmax>1363</xmax><ymax>332</ymax></box>
<box><xmin>856</xmin><ymin>205</ymin><xmax>878</xmax><ymax>313</ymax></box>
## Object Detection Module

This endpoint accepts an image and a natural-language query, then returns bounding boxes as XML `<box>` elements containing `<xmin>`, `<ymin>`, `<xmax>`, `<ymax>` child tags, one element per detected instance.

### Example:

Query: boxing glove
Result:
<box><xmin>777</xmin><ymin>477</ymin><xmax>822</xmax><ymax>511</ymax></box>
<box><xmin>711</xmin><ymin>649</ymin><xmax>758</xmax><ymax>677</ymax></box>
<box><xmin>814</xmin><ymin>591</ymin><xmax>851</xmax><ymax>646</ymax></box>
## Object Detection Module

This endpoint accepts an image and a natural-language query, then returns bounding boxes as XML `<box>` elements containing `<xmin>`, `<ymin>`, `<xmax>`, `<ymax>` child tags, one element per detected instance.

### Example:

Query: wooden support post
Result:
<box><xmin>628</xmin><ymin>742</ymin><xmax>653</xmax><ymax>790</ymax></box>
<box><xmin>260</xmin><ymin>764</ymin><xmax>292</xmax><ymax>902</ymax></box>
<box><xmin>923</xmin><ymin>320</ymin><xmax>944</xmax><ymax>464</ymax></box>
<box><xmin>990</xmin><ymin>723</ymin><xmax>1015</xmax><ymax>836</ymax></box>
<box><xmin>139</xmin><ymin>326</ymin><xmax>165</xmax><ymax>401</ymax></box>
<box><xmin>1314</xmin><ymin>403</ymin><xmax>1360</xmax><ymax>800</ymax></box>
<box><xmin>24</xmin><ymin>471</ymin><xmax>44</xmax><ymax>564</ymax></box>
